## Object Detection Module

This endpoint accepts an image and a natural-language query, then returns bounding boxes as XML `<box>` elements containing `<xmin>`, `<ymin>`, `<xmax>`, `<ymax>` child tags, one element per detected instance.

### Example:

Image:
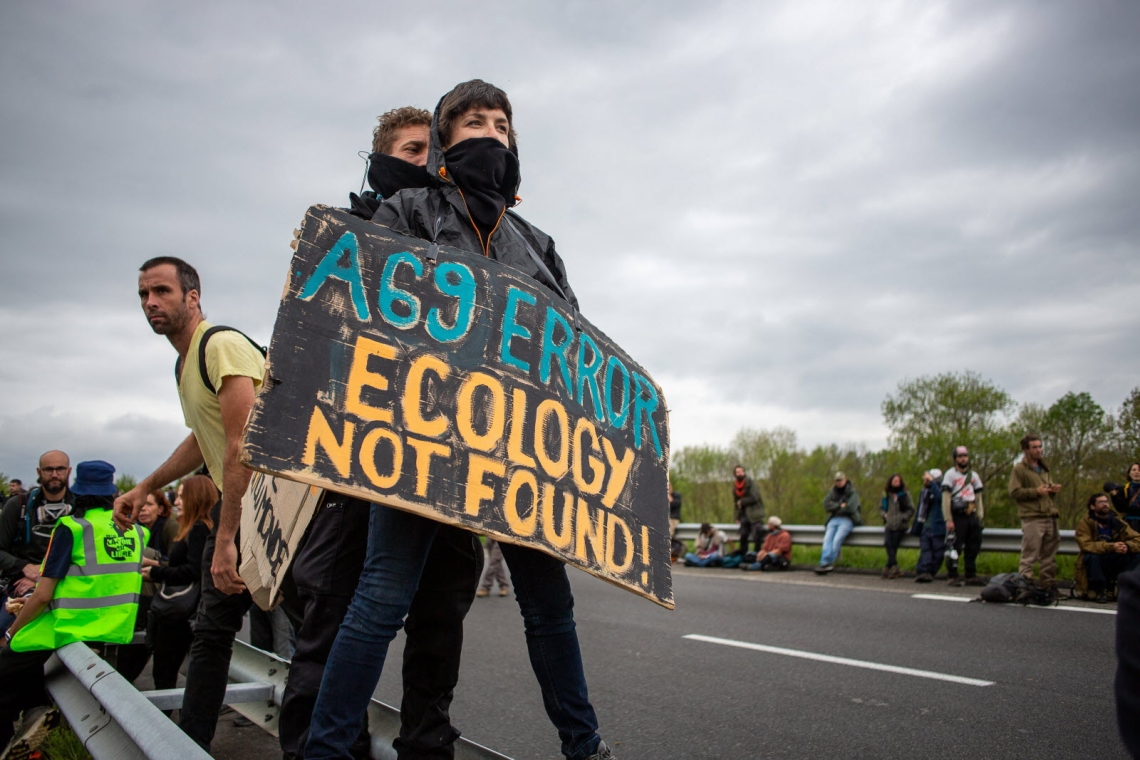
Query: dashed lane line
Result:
<box><xmin>683</xmin><ymin>633</ymin><xmax>995</xmax><ymax>687</ymax></box>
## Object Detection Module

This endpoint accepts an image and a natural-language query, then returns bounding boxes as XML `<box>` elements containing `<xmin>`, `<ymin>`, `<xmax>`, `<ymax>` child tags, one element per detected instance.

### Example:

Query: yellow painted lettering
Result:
<box><xmin>346</xmin><ymin>335</ymin><xmax>396</xmax><ymax>423</ymax></box>
<box><xmin>359</xmin><ymin>426</ymin><xmax>403</xmax><ymax>489</ymax></box>
<box><xmin>571</xmin><ymin>417</ymin><xmax>604</xmax><ymax>495</ymax></box>
<box><xmin>534</xmin><ymin>399</ymin><xmax>569</xmax><ymax>479</ymax></box>
<box><xmin>402</xmin><ymin>354</ymin><xmax>450</xmax><ymax>438</ymax></box>
<box><xmin>456</xmin><ymin>372</ymin><xmax>506</xmax><ymax>452</ymax></box>
<box><xmin>504</xmin><ymin>468</ymin><xmax>539</xmax><ymax>537</ymax></box>
<box><xmin>302</xmin><ymin>406</ymin><xmax>354</xmax><ymax>478</ymax></box>
<box><xmin>605</xmin><ymin>512</ymin><xmax>634</xmax><ymax>574</ymax></box>
<box><xmin>600</xmin><ymin>438</ymin><xmax>634</xmax><ymax>508</ymax></box>
<box><xmin>464</xmin><ymin>453</ymin><xmax>505</xmax><ymax>516</ymax></box>
<box><xmin>406</xmin><ymin>437</ymin><xmax>451</xmax><ymax>497</ymax></box>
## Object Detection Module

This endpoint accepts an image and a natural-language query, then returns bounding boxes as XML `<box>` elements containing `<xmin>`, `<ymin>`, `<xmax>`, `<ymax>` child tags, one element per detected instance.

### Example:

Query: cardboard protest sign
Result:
<box><xmin>242</xmin><ymin>205</ymin><xmax>673</xmax><ymax>607</ymax></box>
<box><xmin>238</xmin><ymin>472</ymin><xmax>324</xmax><ymax>610</ymax></box>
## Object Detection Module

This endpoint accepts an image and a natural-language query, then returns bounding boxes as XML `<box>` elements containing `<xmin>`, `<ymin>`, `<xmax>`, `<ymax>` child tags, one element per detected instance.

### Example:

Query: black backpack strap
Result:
<box><xmin>177</xmin><ymin>326</ymin><xmax>266</xmax><ymax>396</ymax></box>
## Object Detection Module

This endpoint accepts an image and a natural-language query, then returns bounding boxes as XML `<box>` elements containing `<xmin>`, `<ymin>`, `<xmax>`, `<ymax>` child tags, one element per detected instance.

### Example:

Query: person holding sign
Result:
<box><xmin>279</xmin><ymin>106</ymin><xmax>485</xmax><ymax>760</ymax></box>
<box><xmin>306</xmin><ymin>80</ymin><xmax>614</xmax><ymax>760</ymax></box>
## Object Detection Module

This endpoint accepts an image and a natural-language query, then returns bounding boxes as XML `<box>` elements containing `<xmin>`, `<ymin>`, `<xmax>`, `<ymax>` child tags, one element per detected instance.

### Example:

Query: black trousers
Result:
<box><xmin>0</xmin><ymin>646</ymin><xmax>52</xmax><ymax>748</ymax></box>
<box><xmin>277</xmin><ymin>497</ymin><xmax>483</xmax><ymax>760</ymax></box>
<box><xmin>1086</xmin><ymin>552</ymin><xmax>1140</xmax><ymax>593</ymax></box>
<box><xmin>949</xmin><ymin>514</ymin><xmax>983</xmax><ymax>578</ymax></box>
<box><xmin>179</xmin><ymin>502</ymin><xmax>253</xmax><ymax>752</ymax></box>
<box><xmin>738</xmin><ymin>520</ymin><xmax>768</xmax><ymax>555</ymax></box>
<box><xmin>884</xmin><ymin>529</ymin><xmax>907</xmax><ymax>568</ymax></box>
<box><xmin>148</xmin><ymin>614</ymin><xmax>193</xmax><ymax>691</ymax></box>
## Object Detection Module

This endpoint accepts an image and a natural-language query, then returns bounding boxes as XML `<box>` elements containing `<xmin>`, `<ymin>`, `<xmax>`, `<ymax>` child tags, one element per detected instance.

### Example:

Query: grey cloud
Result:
<box><xmin>1</xmin><ymin>0</ymin><xmax>1137</xmax><ymax>479</ymax></box>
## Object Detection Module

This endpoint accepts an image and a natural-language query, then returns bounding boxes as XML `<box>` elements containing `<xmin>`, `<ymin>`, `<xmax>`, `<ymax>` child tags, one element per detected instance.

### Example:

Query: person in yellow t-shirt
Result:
<box><xmin>114</xmin><ymin>256</ymin><xmax>264</xmax><ymax>751</ymax></box>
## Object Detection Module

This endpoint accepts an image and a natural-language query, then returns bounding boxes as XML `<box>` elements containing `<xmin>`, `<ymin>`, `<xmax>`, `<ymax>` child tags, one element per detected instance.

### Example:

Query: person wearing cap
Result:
<box><xmin>816</xmin><ymin>472</ymin><xmax>862</xmax><ymax>574</ymax></box>
<box><xmin>1008</xmin><ymin>435</ymin><xmax>1063</xmax><ymax>590</ymax></box>
<box><xmin>912</xmin><ymin>469</ymin><xmax>948</xmax><ymax>582</ymax></box>
<box><xmin>0</xmin><ymin>461</ymin><xmax>148</xmax><ymax>748</ymax></box>
<box><xmin>942</xmin><ymin>446</ymin><xmax>985</xmax><ymax>586</ymax></box>
<box><xmin>742</xmin><ymin>516</ymin><xmax>792</xmax><ymax>571</ymax></box>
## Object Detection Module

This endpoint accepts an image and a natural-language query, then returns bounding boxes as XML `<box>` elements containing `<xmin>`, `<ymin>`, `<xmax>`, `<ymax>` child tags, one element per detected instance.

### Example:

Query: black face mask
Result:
<box><xmin>442</xmin><ymin>137</ymin><xmax>520</xmax><ymax>234</ymax></box>
<box><xmin>367</xmin><ymin>152</ymin><xmax>433</xmax><ymax>199</ymax></box>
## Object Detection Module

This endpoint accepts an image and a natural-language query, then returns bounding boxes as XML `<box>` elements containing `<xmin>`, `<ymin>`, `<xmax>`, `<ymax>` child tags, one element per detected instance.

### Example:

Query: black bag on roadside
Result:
<box><xmin>979</xmin><ymin>572</ymin><xmax>1027</xmax><ymax>603</ymax></box>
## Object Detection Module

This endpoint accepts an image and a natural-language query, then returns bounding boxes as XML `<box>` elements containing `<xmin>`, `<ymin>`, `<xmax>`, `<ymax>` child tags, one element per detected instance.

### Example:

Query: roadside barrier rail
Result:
<box><xmin>45</xmin><ymin>638</ymin><xmax>511</xmax><ymax>760</ymax></box>
<box><xmin>44</xmin><ymin>642</ymin><xmax>211</xmax><ymax>760</ymax></box>
<box><xmin>673</xmin><ymin>523</ymin><xmax>1079</xmax><ymax>555</ymax></box>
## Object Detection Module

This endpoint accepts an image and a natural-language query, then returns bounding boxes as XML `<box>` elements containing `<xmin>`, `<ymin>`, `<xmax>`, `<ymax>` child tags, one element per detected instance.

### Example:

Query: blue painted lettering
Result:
<box><xmin>297</xmin><ymin>232</ymin><xmax>370</xmax><ymax>322</ymax></box>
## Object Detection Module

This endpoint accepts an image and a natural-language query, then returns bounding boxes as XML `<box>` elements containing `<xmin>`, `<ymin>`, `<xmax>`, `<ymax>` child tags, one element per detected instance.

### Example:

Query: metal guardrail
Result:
<box><xmin>43</xmin><ymin>638</ymin><xmax>510</xmax><ymax>760</ymax></box>
<box><xmin>44</xmin><ymin>642</ymin><xmax>211</xmax><ymax>760</ymax></box>
<box><xmin>674</xmin><ymin>522</ymin><xmax>1079</xmax><ymax>555</ymax></box>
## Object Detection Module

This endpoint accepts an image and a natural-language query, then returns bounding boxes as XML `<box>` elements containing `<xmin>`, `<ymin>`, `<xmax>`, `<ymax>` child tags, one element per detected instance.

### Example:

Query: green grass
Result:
<box><xmin>787</xmin><ymin>544</ymin><xmax>1076</xmax><ymax>580</ymax></box>
<box><xmin>40</xmin><ymin>719</ymin><xmax>91</xmax><ymax>760</ymax></box>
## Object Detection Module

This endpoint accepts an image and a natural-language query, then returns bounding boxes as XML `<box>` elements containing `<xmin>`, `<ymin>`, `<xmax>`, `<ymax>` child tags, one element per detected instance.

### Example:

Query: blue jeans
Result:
<box><xmin>306</xmin><ymin>505</ymin><xmax>601</xmax><ymax>760</ymax></box>
<box><xmin>496</xmin><ymin>542</ymin><xmax>600</xmax><ymax>759</ymax></box>
<box><xmin>820</xmin><ymin>517</ymin><xmax>854</xmax><ymax>566</ymax></box>
<box><xmin>683</xmin><ymin>553</ymin><xmax>722</xmax><ymax>567</ymax></box>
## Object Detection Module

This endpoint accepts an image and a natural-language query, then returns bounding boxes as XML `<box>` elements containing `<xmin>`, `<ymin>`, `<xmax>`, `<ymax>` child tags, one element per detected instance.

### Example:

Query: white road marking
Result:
<box><xmin>683</xmin><ymin>633</ymin><xmax>995</xmax><ymax>687</ymax></box>
<box><xmin>911</xmin><ymin>593</ymin><xmax>1117</xmax><ymax>615</ymax></box>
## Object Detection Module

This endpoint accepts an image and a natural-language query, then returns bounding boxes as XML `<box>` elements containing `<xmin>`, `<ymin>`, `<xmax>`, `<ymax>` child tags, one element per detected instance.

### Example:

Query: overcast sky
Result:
<box><xmin>2</xmin><ymin>1</ymin><xmax>1138</xmax><ymax>484</ymax></box>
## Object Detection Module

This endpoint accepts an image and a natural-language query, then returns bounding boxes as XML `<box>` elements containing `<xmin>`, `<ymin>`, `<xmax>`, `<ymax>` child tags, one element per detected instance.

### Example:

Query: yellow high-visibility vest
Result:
<box><xmin>12</xmin><ymin>507</ymin><xmax>148</xmax><ymax>652</ymax></box>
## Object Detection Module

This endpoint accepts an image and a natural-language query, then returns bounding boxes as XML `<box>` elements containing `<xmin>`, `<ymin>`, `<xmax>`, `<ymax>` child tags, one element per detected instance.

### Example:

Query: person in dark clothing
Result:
<box><xmin>138</xmin><ymin>489</ymin><xmax>179</xmax><ymax>560</ymax></box>
<box><xmin>0</xmin><ymin>450</ymin><xmax>74</xmax><ymax>632</ymax></box>
<box><xmin>732</xmin><ymin>466</ymin><xmax>766</xmax><ymax>557</ymax></box>
<box><xmin>280</xmin><ymin>105</ymin><xmax>486</xmax><ymax>760</ymax></box>
<box><xmin>880</xmin><ymin>474</ymin><xmax>915</xmax><ymax>579</ymax></box>
<box><xmin>1108</xmin><ymin>462</ymin><xmax>1140</xmax><ymax>533</ymax></box>
<box><xmin>144</xmin><ymin>476</ymin><xmax>215</xmax><ymax>701</ymax></box>
<box><xmin>913</xmin><ymin>469</ymin><xmax>948</xmax><ymax>582</ymax></box>
<box><xmin>1115</xmin><ymin>566</ymin><xmax>1140</xmax><ymax>757</ymax></box>
<box><xmin>307</xmin><ymin>80</ymin><xmax>613</xmax><ymax>760</ymax></box>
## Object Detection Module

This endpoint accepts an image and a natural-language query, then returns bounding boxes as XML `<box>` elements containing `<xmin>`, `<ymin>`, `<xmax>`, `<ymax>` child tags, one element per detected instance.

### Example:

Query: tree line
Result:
<box><xmin>670</xmin><ymin>372</ymin><xmax>1140</xmax><ymax>530</ymax></box>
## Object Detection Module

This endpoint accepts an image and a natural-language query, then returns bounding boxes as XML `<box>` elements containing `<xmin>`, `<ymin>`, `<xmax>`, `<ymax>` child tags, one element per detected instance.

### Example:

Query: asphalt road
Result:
<box><xmin>369</xmin><ymin>565</ymin><xmax>1128</xmax><ymax>760</ymax></box>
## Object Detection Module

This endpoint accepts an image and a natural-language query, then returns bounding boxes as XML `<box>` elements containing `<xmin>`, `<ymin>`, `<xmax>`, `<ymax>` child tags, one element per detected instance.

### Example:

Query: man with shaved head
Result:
<box><xmin>0</xmin><ymin>451</ymin><xmax>75</xmax><ymax>629</ymax></box>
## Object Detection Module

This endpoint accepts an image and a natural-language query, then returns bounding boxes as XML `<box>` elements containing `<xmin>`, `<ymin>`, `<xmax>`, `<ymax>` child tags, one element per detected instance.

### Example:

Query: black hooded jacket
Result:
<box><xmin>369</xmin><ymin>97</ymin><xmax>578</xmax><ymax>308</ymax></box>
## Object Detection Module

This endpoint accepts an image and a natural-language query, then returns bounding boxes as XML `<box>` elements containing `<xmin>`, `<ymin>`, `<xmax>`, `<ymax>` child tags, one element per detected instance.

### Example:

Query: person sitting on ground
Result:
<box><xmin>913</xmin><ymin>469</ymin><xmax>948</xmax><ymax>583</ymax></box>
<box><xmin>684</xmin><ymin>523</ymin><xmax>728</xmax><ymax>567</ymax></box>
<box><xmin>817</xmin><ymin>472</ymin><xmax>861</xmax><ymax>574</ymax></box>
<box><xmin>743</xmin><ymin>516</ymin><xmax>792</xmax><ymax>571</ymax></box>
<box><xmin>0</xmin><ymin>461</ymin><xmax>147</xmax><ymax>749</ymax></box>
<box><xmin>880</xmin><ymin>474</ymin><xmax>915</xmax><ymax>579</ymax></box>
<box><xmin>1075</xmin><ymin>492</ymin><xmax>1140</xmax><ymax>603</ymax></box>
<box><xmin>1107</xmin><ymin>462</ymin><xmax>1140</xmax><ymax>533</ymax></box>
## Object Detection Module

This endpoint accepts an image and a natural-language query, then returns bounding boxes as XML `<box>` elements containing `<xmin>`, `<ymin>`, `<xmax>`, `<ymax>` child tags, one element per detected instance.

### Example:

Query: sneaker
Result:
<box><xmin>914</xmin><ymin>573</ymin><xmax>933</xmax><ymax>583</ymax></box>
<box><xmin>584</xmin><ymin>739</ymin><xmax>615</xmax><ymax>760</ymax></box>
<box><xmin>817</xmin><ymin>564</ymin><xmax>834</xmax><ymax>574</ymax></box>
<box><xmin>881</xmin><ymin>567</ymin><xmax>890</xmax><ymax>579</ymax></box>
<box><xmin>947</xmin><ymin>577</ymin><xmax>964</xmax><ymax>587</ymax></box>
<box><xmin>965</xmin><ymin>577</ymin><xmax>986</xmax><ymax>587</ymax></box>
<box><xmin>476</xmin><ymin>588</ymin><xmax>489</xmax><ymax>598</ymax></box>
<box><xmin>1095</xmin><ymin>591</ymin><xmax>1109</xmax><ymax>604</ymax></box>
<box><xmin>498</xmin><ymin>586</ymin><xmax>510</xmax><ymax>597</ymax></box>
<box><xmin>889</xmin><ymin>566</ymin><xmax>902</xmax><ymax>579</ymax></box>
